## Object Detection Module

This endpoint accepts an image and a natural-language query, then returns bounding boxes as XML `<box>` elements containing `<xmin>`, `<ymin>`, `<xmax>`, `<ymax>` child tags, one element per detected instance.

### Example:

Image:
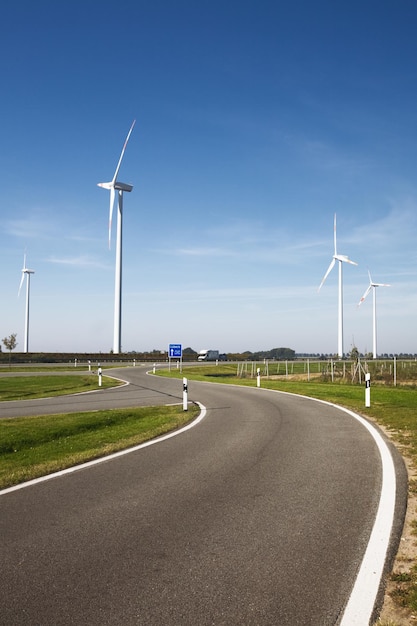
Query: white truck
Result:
<box><xmin>197</xmin><ymin>349</ymin><xmax>220</xmax><ymax>362</ymax></box>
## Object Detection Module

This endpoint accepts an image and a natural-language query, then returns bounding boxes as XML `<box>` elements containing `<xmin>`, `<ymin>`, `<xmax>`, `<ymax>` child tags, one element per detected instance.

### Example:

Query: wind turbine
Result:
<box><xmin>18</xmin><ymin>253</ymin><xmax>35</xmax><ymax>354</ymax></box>
<box><xmin>98</xmin><ymin>120</ymin><xmax>135</xmax><ymax>354</ymax></box>
<box><xmin>318</xmin><ymin>214</ymin><xmax>358</xmax><ymax>359</ymax></box>
<box><xmin>358</xmin><ymin>270</ymin><xmax>391</xmax><ymax>359</ymax></box>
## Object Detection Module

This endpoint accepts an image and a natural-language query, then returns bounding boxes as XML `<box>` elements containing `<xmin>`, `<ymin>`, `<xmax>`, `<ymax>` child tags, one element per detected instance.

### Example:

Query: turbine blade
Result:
<box><xmin>18</xmin><ymin>272</ymin><xmax>25</xmax><ymax>297</ymax></box>
<box><xmin>318</xmin><ymin>258</ymin><xmax>335</xmax><ymax>291</ymax></box>
<box><xmin>358</xmin><ymin>285</ymin><xmax>372</xmax><ymax>306</ymax></box>
<box><xmin>109</xmin><ymin>187</ymin><xmax>115</xmax><ymax>248</ymax></box>
<box><xmin>343</xmin><ymin>257</ymin><xmax>358</xmax><ymax>266</ymax></box>
<box><xmin>333</xmin><ymin>213</ymin><xmax>337</xmax><ymax>256</ymax></box>
<box><xmin>111</xmin><ymin>119</ymin><xmax>136</xmax><ymax>184</ymax></box>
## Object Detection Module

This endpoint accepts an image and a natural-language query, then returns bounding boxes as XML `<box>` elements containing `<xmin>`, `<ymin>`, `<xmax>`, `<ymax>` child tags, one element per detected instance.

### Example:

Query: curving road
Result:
<box><xmin>0</xmin><ymin>366</ymin><xmax>406</xmax><ymax>625</ymax></box>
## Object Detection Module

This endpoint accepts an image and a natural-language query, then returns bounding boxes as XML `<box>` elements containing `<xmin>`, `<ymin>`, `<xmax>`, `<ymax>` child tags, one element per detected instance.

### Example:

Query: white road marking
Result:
<box><xmin>336</xmin><ymin>405</ymin><xmax>396</xmax><ymax>625</ymax></box>
<box><xmin>260</xmin><ymin>388</ymin><xmax>396</xmax><ymax>625</ymax></box>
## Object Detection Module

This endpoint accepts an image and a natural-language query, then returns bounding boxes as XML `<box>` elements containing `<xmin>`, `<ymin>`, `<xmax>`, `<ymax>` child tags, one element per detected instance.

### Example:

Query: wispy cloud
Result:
<box><xmin>128</xmin><ymin>284</ymin><xmax>315</xmax><ymax>303</ymax></box>
<box><xmin>283</xmin><ymin>131</ymin><xmax>372</xmax><ymax>175</ymax></box>
<box><xmin>4</xmin><ymin>217</ymin><xmax>55</xmax><ymax>240</ymax></box>
<box><xmin>46</xmin><ymin>255</ymin><xmax>109</xmax><ymax>269</ymax></box>
<box><xmin>174</xmin><ymin>247</ymin><xmax>238</xmax><ymax>257</ymax></box>
<box><xmin>350</xmin><ymin>204</ymin><xmax>417</xmax><ymax>248</ymax></box>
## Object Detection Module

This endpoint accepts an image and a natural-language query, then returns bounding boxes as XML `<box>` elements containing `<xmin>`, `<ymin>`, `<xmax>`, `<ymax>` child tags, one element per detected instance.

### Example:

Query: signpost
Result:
<box><xmin>168</xmin><ymin>343</ymin><xmax>182</xmax><ymax>371</ymax></box>
<box><xmin>169</xmin><ymin>344</ymin><xmax>182</xmax><ymax>358</ymax></box>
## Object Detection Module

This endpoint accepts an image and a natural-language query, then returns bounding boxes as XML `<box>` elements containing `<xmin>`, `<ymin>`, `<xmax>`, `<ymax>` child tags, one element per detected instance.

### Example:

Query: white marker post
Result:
<box><xmin>256</xmin><ymin>367</ymin><xmax>261</xmax><ymax>388</ymax></box>
<box><xmin>365</xmin><ymin>372</ymin><xmax>371</xmax><ymax>407</ymax></box>
<box><xmin>183</xmin><ymin>377</ymin><xmax>188</xmax><ymax>411</ymax></box>
<box><xmin>153</xmin><ymin>363</ymin><xmax>156</xmax><ymax>374</ymax></box>
<box><xmin>98</xmin><ymin>366</ymin><xmax>102</xmax><ymax>388</ymax></box>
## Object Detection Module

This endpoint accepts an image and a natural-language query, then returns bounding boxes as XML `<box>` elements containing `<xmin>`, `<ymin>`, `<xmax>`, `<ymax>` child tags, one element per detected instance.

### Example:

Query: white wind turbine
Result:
<box><xmin>318</xmin><ymin>214</ymin><xmax>358</xmax><ymax>359</ymax></box>
<box><xmin>18</xmin><ymin>253</ymin><xmax>35</xmax><ymax>353</ymax></box>
<box><xmin>358</xmin><ymin>270</ymin><xmax>391</xmax><ymax>359</ymax></box>
<box><xmin>98</xmin><ymin>120</ymin><xmax>136</xmax><ymax>354</ymax></box>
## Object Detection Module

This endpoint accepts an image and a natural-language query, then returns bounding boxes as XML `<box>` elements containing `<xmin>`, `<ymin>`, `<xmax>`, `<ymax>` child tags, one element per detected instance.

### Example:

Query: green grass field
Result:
<box><xmin>0</xmin><ymin>373</ymin><xmax>120</xmax><ymax>400</ymax></box>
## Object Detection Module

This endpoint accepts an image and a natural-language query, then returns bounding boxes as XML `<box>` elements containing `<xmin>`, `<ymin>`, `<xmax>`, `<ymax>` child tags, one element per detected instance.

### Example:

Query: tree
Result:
<box><xmin>350</xmin><ymin>346</ymin><xmax>360</xmax><ymax>362</ymax></box>
<box><xmin>183</xmin><ymin>347</ymin><xmax>197</xmax><ymax>356</ymax></box>
<box><xmin>2</xmin><ymin>333</ymin><xmax>18</xmax><ymax>364</ymax></box>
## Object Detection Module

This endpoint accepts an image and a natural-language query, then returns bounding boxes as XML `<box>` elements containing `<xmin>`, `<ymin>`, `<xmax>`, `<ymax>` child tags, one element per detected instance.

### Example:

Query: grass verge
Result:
<box><xmin>0</xmin><ymin>404</ymin><xmax>199</xmax><ymax>490</ymax></box>
<box><xmin>0</xmin><ymin>374</ymin><xmax>120</xmax><ymax>400</ymax></box>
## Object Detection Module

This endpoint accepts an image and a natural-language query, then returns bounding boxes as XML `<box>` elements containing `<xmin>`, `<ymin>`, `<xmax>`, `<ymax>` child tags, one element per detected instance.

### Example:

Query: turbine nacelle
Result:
<box><xmin>97</xmin><ymin>181</ymin><xmax>133</xmax><ymax>193</ymax></box>
<box><xmin>358</xmin><ymin>271</ymin><xmax>391</xmax><ymax>307</ymax></box>
<box><xmin>115</xmin><ymin>181</ymin><xmax>133</xmax><ymax>193</ymax></box>
<box><xmin>18</xmin><ymin>254</ymin><xmax>35</xmax><ymax>297</ymax></box>
<box><xmin>97</xmin><ymin>119</ymin><xmax>136</xmax><ymax>248</ymax></box>
<box><xmin>334</xmin><ymin>254</ymin><xmax>358</xmax><ymax>266</ymax></box>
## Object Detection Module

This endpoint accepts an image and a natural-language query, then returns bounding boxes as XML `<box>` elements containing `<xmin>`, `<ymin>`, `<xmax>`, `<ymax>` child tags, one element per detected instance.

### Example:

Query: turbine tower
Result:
<box><xmin>18</xmin><ymin>253</ymin><xmax>35</xmax><ymax>354</ymax></box>
<box><xmin>318</xmin><ymin>214</ymin><xmax>358</xmax><ymax>359</ymax></box>
<box><xmin>358</xmin><ymin>270</ymin><xmax>390</xmax><ymax>359</ymax></box>
<box><xmin>98</xmin><ymin>120</ymin><xmax>135</xmax><ymax>354</ymax></box>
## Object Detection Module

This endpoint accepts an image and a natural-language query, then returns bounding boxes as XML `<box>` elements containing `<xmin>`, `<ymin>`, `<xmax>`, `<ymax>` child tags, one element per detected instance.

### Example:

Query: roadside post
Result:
<box><xmin>98</xmin><ymin>366</ymin><xmax>102</xmax><ymax>388</ymax></box>
<box><xmin>256</xmin><ymin>367</ymin><xmax>261</xmax><ymax>388</ymax></box>
<box><xmin>183</xmin><ymin>377</ymin><xmax>188</xmax><ymax>411</ymax></box>
<box><xmin>153</xmin><ymin>363</ymin><xmax>156</xmax><ymax>374</ymax></box>
<box><xmin>88</xmin><ymin>360</ymin><xmax>91</xmax><ymax>372</ymax></box>
<box><xmin>365</xmin><ymin>372</ymin><xmax>371</xmax><ymax>407</ymax></box>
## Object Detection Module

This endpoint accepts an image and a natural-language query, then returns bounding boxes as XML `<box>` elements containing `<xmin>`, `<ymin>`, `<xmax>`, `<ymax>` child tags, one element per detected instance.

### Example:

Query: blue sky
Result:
<box><xmin>1</xmin><ymin>0</ymin><xmax>417</xmax><ymax>355</ymax></box>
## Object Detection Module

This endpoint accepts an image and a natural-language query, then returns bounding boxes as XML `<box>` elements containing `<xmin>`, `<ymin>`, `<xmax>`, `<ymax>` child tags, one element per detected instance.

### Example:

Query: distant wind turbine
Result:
<box><xmin>98</xmin><ymin>120</ymin><xmax>136</xmax><ymax>354</ymax></box>
<box><xmin>358</xmin><ymin>270</ymin><xmax>391</xmax><ymax>359</ymax></box>
<box><xmin>318</xmin><ymin>214</ymin><xmax>358</xmax><ymax>359</ymax></box>
<box><xmin>18</xmin><ymin>253</ymin><xmax>35</xmax><ymax>354</ymax></box>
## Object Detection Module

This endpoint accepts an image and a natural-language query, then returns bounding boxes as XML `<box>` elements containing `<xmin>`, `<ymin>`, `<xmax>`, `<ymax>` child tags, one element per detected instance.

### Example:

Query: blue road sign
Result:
<box><xmin>169</xmin><ymin>343</ymin><xmax>182</xmax><ymax>358</ymax></box>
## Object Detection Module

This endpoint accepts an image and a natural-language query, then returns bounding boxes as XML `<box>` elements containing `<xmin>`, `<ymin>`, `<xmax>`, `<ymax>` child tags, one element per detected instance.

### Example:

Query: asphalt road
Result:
<box><xmin>0</xmin><ymin>367</ymin><xmax>407</xmax><ymax>625</ymax></box>
<box><xmin>0</xmin><ymin>366</ymin><xmax>180</xmax><ymax>418</ymax></box>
